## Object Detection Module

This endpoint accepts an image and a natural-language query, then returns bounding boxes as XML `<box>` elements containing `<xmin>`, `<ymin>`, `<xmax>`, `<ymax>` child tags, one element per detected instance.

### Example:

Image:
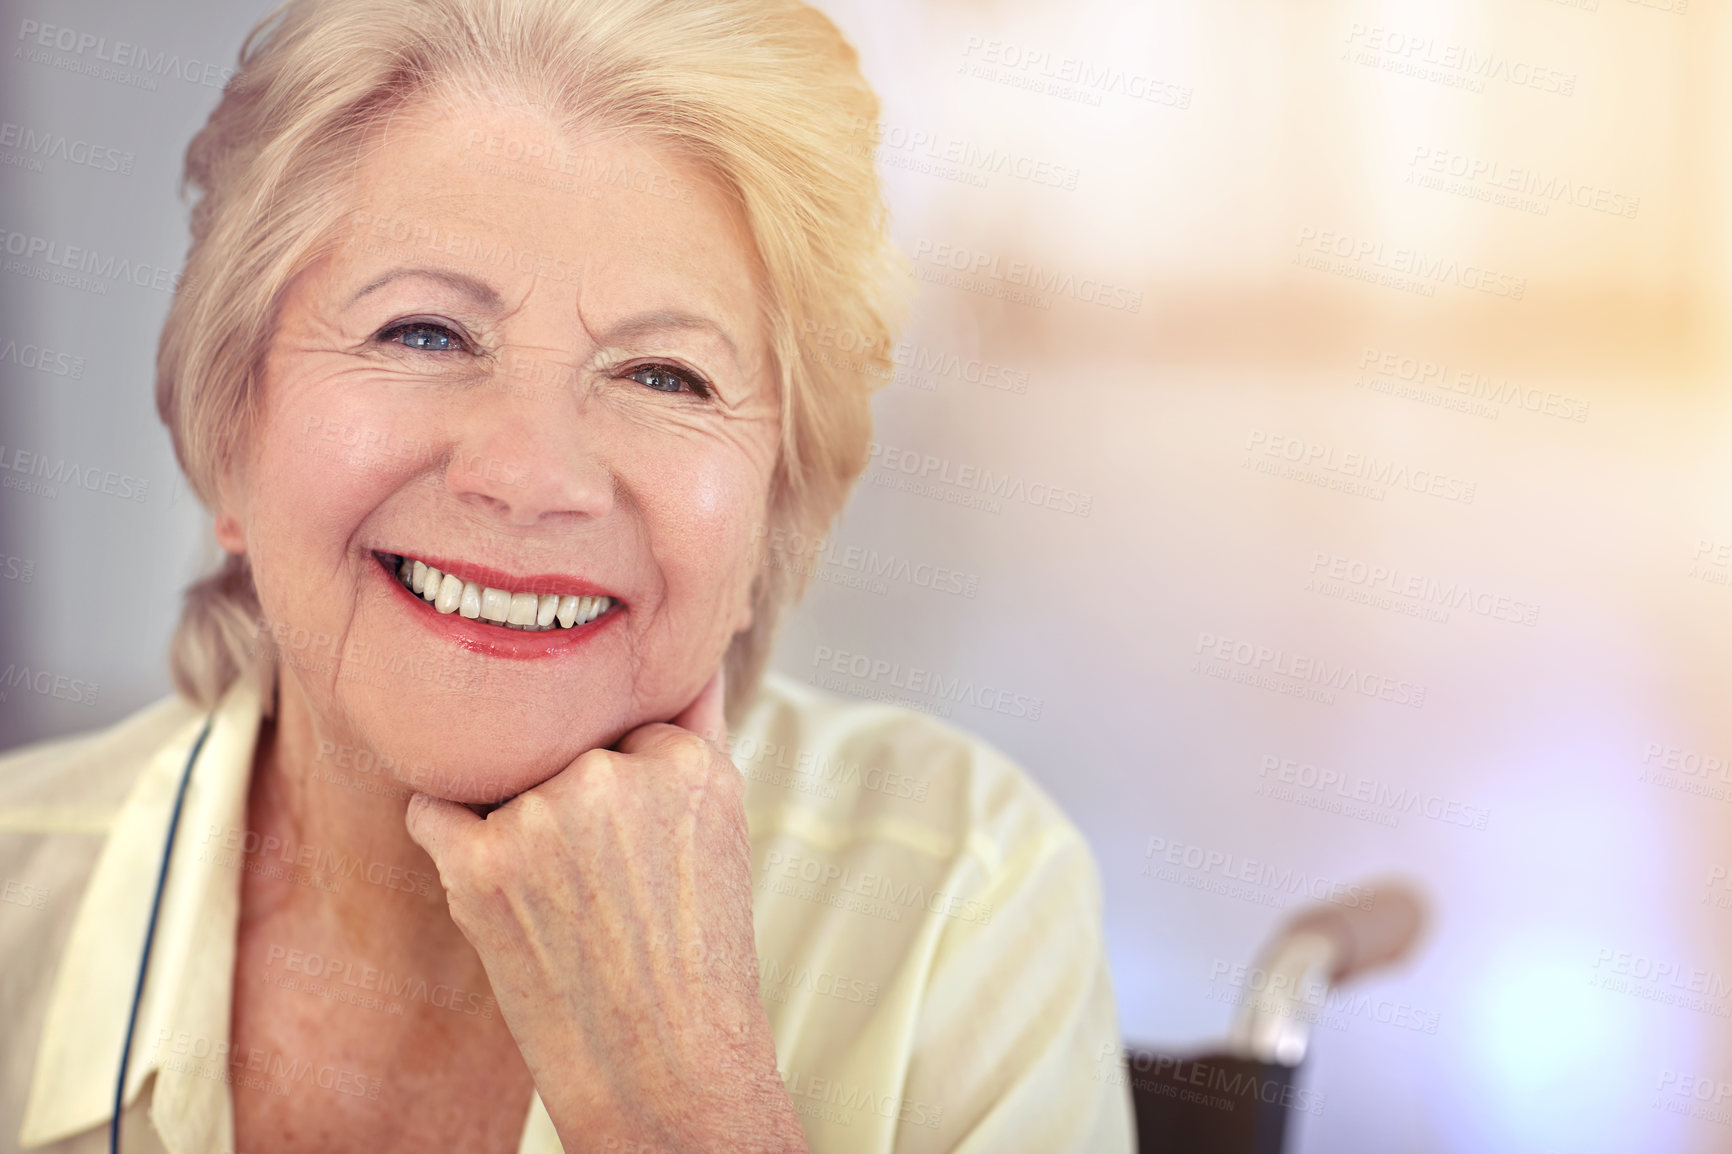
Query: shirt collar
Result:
<box><xmin>21</xmin><ymin>674</ymin><xmax>263</xmax><ymax>1151</ymax></box>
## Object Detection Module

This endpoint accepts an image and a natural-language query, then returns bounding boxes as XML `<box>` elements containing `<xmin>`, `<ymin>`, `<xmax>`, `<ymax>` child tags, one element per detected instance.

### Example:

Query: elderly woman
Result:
<box><xmin>0</xmin><ymin>0</ymin><xmax>1132</xmax><ymax>1151</ymax></box>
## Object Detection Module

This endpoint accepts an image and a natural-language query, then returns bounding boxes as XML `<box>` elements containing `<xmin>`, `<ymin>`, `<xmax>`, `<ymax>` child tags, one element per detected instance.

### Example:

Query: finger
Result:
<box><xmin>672</xmin><ymin>666</ymin><xmax>726</xmax><ymax>746</ymax></box>
<box><xmin>403</xmin><ymin>791</ymin><xmax>483</xmax><ymax>867</ymax></box>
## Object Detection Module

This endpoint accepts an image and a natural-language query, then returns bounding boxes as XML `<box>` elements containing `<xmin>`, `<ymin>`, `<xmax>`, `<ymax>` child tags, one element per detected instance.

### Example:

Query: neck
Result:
<box><xmin>241</xmin><ymin>672</ymin><xmax>484</xmax><ymax>987</ymax></box>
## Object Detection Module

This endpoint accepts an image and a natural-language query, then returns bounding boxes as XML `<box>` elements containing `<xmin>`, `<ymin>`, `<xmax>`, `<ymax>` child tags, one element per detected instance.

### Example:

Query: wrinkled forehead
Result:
<box><xmin>319</xmin><ymin>97</ymin><xmax>771</xmax><ymax>368</ymax></box>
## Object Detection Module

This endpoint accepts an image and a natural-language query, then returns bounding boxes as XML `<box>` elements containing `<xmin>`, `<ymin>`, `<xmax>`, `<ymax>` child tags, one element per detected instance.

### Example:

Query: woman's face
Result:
<box><xmin>216</xmin><ymin>98</ymin><xmax>780</xmax><ymax>801</ymax></box>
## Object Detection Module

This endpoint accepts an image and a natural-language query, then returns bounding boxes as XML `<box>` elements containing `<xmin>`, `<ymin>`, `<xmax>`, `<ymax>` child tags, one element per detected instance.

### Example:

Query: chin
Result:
<box><xmin>324</xmin><ymin>673</ymin><xmax>633</xmax><ymax>805</ymax></box>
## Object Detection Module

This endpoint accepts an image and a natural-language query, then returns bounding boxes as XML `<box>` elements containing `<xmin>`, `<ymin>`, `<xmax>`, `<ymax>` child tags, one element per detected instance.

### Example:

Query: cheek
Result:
<box><xmin>632</xmin><ymin>433</ymin><xmax>772</xmax><ymax>607</ymax></box>
<box><xmin>664</xmin><ymin>460</ymin><xmax>760</xmax><ymax>573</ymax></box>
<box><xmin>247</xmin><ymin>383</ymin><xmax>438</xmax><ymax>599</ymax></box>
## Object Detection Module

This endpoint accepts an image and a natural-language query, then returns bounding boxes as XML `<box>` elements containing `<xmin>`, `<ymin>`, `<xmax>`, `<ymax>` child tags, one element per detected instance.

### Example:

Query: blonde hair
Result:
<box><xmin>159</xmin><ymin>0</ymin><xmax>902</xmax><ymax>719</ymax></box>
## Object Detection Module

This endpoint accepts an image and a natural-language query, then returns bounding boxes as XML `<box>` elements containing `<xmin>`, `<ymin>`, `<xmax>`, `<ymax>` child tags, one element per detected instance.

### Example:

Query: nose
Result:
<box><xmin>444</xmin><ymin>376</ymin><xmax>614</xmax><ymax>525</ymax></box>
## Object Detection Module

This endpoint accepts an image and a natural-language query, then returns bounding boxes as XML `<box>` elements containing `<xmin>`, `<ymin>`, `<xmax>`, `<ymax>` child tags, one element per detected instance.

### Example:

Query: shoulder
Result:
<box><xmin>0</xmin><ymin>693</ymin><xmax>204</xmax><ymax>828</ymax></box>
<box><xmin>0</xmin><ymin>695</ymin><xmax>206</xmax><ymax>1124</ymax></box>
<box><xmin>734</xmin><ymin>675</ymin><xmax>1131</xmax><ymax>1152</ymax></box>
<box><xmin>734</xmin><ymin>671</ymin><xmax>1091</xmax><ymax>891</ymax></box>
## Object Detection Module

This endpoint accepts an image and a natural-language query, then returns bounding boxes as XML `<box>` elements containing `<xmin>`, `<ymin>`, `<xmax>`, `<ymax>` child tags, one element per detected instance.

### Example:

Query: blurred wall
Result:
<box><xmin>3</xmin><ymin>1</ymin><xmax>1731</xmax><ymax>1151</ymax></box>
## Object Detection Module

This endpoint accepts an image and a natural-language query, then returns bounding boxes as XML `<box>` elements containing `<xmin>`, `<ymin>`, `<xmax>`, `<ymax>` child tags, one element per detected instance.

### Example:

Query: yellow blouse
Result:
<box><xmin>0</xmin><ymin>672</ymin><xmax>1134</xmax><ymax>1153</ymax></box>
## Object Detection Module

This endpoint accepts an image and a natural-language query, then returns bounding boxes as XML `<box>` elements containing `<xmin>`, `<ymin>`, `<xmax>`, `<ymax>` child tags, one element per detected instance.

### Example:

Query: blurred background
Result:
<box><xmin>4</xmin><ymin>0</ymin><xmax>1731</xmax><ymax>1149</ymax></box>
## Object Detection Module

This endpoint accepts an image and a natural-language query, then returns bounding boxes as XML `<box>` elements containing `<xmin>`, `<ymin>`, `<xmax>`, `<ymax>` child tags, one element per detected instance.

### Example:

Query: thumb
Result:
<box><xmin>672</xmin><ymin>667</ymin><xmax>727</xmax><ymax>746</ymax></box>
<box><xmin>403</xmin><ymin>791</ymin><xmax>482</xmax><ymax>869</ymax></box>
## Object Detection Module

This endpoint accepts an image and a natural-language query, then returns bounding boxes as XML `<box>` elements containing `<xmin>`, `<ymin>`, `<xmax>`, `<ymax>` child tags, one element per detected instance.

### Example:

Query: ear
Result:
<box><xmin>211</xmin><ymin>466</ymin><xmax>249</xmax><ymax>555</ymax></box>
<box><xmin>213</xmin><ymin>510</ymin><xmax>247</xmax><ymax>555</ymax></box>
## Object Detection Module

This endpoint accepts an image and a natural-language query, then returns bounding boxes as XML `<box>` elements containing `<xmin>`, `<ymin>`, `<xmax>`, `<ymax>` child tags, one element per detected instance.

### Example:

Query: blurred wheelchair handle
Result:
<box><xmin>1226</xmin><ymin>880</ymin><xmax>1428</xmax><ymax>1065</ymax></box>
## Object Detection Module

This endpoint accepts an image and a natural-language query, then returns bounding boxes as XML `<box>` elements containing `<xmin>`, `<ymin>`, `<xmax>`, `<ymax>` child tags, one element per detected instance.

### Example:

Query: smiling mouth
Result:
<box><xmin>377</xmin><ymin>552</ymin><xmax>615</xmax><ymax>632</ymax></box>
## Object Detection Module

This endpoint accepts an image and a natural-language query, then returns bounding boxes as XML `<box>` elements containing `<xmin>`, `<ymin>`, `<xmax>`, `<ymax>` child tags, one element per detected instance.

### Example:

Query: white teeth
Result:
<box><xmin>507</xmin><ymin>591</ymin><xmax>539</xmax><ymax>626</ymax></box>
<box><xmin>479</xmin><ymin>587</ymin><xmax>512</xmax><ymax>623</ymax></box>
<box><xmin>389</xmin><ymin>555</ymin><xmax>611</xmax><ymax>631</ymax></box>
<box><xmin>435</xmin><ymin>573</ymin><xmax>462</xmax><ymax>614</ymax></box>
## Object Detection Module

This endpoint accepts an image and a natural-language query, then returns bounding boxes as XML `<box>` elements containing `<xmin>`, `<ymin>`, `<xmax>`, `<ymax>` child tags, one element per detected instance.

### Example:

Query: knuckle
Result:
<box><xmin>458</xmin><ymin>837</ymin><xmax>510</xmax><ymax>886</ymax></box>
<box><xmin>672</xmin><ymin>732</ymin><xmax>712</xmax><ymax>771</ymax></box>
<box><xmin>573</xmin><ymin>747</ymin><xmax>618</xmax><ymax>782</ymax></box>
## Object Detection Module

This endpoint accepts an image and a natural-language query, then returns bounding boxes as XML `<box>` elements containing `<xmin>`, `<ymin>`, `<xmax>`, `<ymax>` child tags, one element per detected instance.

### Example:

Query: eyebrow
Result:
<box><xmin>349</xmin><ymin>271</ymin><xmax>743</xmax><ymax>366</ymax></box>
<box><xmin>349</xmin><ymin>267</ymin><xmax>503</xmax><ymax>309</ymax></box>
<box><xmin>597</xmin><ymin>310</ymin><xmax>740</xmax><ymax>366</ymax></box>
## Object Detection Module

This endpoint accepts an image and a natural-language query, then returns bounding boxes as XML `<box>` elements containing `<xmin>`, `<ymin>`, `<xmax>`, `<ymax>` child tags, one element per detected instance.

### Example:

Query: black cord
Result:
<box><xmin>110</xmin><ymin>712</ymin><xmax>215</xmax><ymax>1154</ymax></box>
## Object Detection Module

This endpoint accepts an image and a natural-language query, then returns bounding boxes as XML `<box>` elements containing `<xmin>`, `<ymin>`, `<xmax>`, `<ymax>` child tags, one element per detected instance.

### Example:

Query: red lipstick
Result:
<box><xmin>371</xmin><ymin>550</ymin><xmax>622</xmax><ymax>660</ymax></box>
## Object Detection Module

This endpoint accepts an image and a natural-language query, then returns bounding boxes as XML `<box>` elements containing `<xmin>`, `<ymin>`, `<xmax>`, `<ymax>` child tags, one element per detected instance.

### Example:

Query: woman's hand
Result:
<box><xmin>405</xmin><ymin>671</ymin><xmax>809</xmax><ymax>1153</ymax></box>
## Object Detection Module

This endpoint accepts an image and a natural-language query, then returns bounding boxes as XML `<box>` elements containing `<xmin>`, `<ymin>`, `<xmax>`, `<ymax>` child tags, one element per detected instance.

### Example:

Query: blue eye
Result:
<box><xmin>629</xmin><ymin>364</ymin><xmax>712</xmax><ymax>398</ymax></box>
<box><xmin>379</xmin><ymin>321</ymin><xmax>465</xmax><ymax>352</ymax></box>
